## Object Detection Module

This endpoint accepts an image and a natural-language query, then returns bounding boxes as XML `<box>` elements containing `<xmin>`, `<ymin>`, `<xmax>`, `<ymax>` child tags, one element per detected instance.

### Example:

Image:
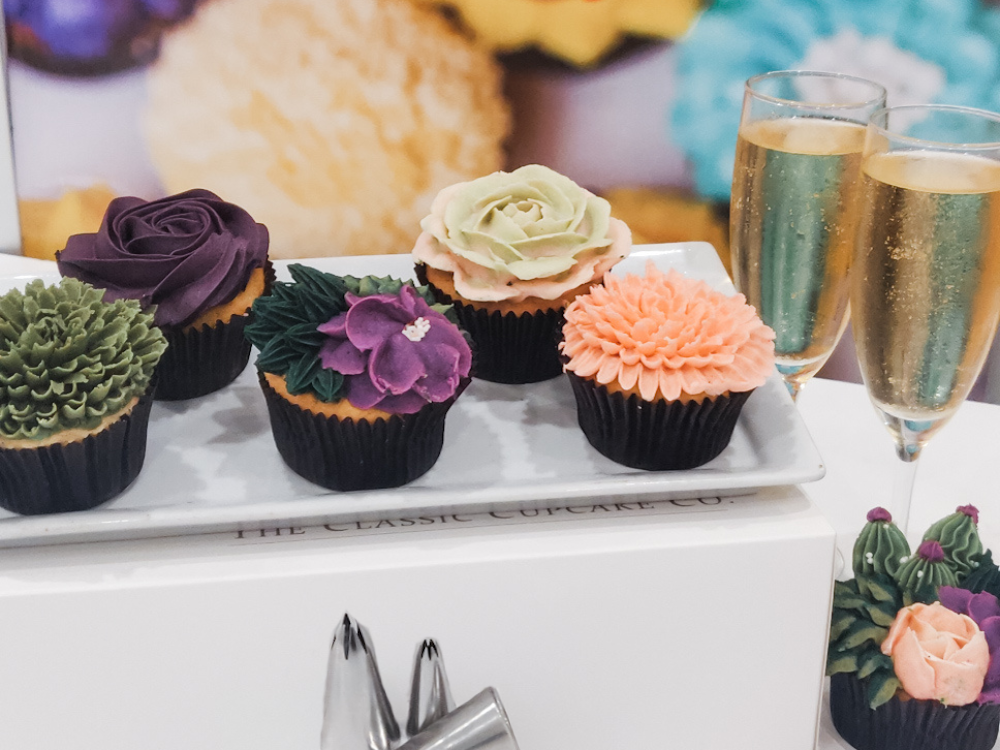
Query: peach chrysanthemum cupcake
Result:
<box><xmin>560</xmin><ymin>262</ymin><xmax>775</xmax><ymax>470</ymax></box>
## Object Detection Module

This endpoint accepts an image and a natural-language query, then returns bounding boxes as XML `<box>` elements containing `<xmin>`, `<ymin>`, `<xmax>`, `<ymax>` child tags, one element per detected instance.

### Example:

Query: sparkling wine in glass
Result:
<box><xmin>852</xmin><ymin>104</ymin><xmax>1000</xmax><ymax>533</ymax></box>
<box><xmin>731</xmin><ymin>71</ymin><xmax>886</xmax><ymax>399</ymax></box>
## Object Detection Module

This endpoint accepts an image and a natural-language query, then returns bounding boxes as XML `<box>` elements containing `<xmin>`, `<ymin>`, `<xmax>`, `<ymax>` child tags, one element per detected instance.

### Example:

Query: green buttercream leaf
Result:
<box><xmin>0</xmin><ymin>278</ymin><xmax>166</xmax><ymax>441</ymax></box>
<box><xmin>961</xmin><ymin>548</ymin><xmax>1000</xmax><ymax>597</ymax></box>
<box><xmin>286</xmin><ymin>354</ymin><xmax>322</xmax><ymax>395</ymax></box>
<box><xmin>246</xmin><ymin>265</ymin><xmax>458</xmax><ymax>403</ymax></box>
<box><xmin>311</xmin><ymin>367</ymin><xmax>343</xmax><ymax>403</ymax></box>
<box><xmin>857</xmin><ymin>652</ymin><xmax>894</xmax><ymax>680</ymax></box>
<box><xmin>864</xmin><ymin>600</ymin><xmax>901</xmax><ymax>628</ymax></box>
<box><xmin>830</xmin><ymin>610</ymin><xmax>856</xmax><ymax>641</ymax></box>
<box><xmin>861</xmin><ymin>576</ymin><xmax>900</xmax><ymax>604</ymax></box>
<box><xmin>840</xmin><ymin>620</ymin><xmax>888</xmax><ymax>650</ymax></box>
<box><xmin>867</xmin><ymin>672</ymin><xmax>901</xmax><ymax>709</ymax></box>
<box><xmin>833</xmin><ymin>580</ymin><xmax>867</xmax><ymax>611</ymax></box>
<box><xmin>827</xmin><ymin>646</ymin><xmax>863</xmax><ymax>675</ymax></box>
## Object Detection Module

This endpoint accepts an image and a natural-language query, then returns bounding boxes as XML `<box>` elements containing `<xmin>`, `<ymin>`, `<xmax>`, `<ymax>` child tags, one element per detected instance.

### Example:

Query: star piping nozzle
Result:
<box><xmin>406</xmin><ymin>639</ymin><xmax>455</xmax><ymax>737</ymax></box>
<box><xmin>320</xmin><ymin>613</ymin><xmax>401</xmax><ymax>750</ymax></box>
<box><xmin>396</xmin><ymin>687</ymin><xmax>520</xmax><ymax>750</ymax></box>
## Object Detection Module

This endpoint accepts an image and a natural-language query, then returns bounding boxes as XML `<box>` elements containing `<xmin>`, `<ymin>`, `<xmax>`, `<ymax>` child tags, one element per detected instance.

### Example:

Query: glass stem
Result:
<box><xmin>891</xmin><ymin>457</ymin><xmax>920</xmax><ymax>537</ymax></box>
<box><xmin>784</xmin><ymin>379</ymin><xmax>802</xmax><ymax>402</ymax></box>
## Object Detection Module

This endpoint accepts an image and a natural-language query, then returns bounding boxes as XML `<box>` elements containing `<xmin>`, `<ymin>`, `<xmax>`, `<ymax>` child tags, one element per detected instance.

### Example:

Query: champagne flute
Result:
<box><xmin>852</xmin><ymin>104</ymin><xmax>1000</xmax><ymax>534</ymax></box>
<box><xmin>731</xmin><ymin>70</ymin><xmax>887</xmax><ymax>400</ymax></box>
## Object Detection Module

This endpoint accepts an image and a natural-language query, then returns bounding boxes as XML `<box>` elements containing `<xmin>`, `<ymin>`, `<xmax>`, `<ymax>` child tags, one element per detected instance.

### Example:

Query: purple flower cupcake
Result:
<box><xmin>245</xmin><ymin>266</ymin><xmax>471</xmax><ymax>491</ymax></box>
<box><xmin>57</xmin><ymin>188</ymin><xmax>271</xmax><ymax>400</ymax></box>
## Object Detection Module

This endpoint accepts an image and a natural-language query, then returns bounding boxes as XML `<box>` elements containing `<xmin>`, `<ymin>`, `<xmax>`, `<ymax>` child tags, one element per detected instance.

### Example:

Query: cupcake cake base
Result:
<box><xmin>567</xmin><ymin>373</ymin><xmax>751</xmax><ymax>470</ymax></box>
<box><xmin>415</xmin><ymin>263</ymin><xmax>564</xmax><ymax>384</ymax></box>
<box><xmin>830</xmin><ymin>673</ymin><xmax>1000</xmax><ymax>750</ymax></box>
<box><xmin>0</xmin><ymin>388</ymin><xmax>156</xmax><ymax>515</ymax></box>
<box><xmin>155</xmin><ymin>316</ymin><xmax>254</xmax><ymax>400</ymax></box>
<box><xmin>259</xmin><ymin>373</ymin><xmax>464</xmax><ymax>491</ymax></box>
<box><xmin>155</xmin><ymin>262</ymin><xmax>275</xmax><ymax>401</ymax></box>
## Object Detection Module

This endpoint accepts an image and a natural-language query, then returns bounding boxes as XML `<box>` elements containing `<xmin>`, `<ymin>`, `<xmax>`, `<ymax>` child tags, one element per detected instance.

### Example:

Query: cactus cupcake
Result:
<box><xmin>0</xmin><ymin>278</ymin><xmax>166</xmax><ymax>514</ymax></box>
<box><xmin>245</xmin><ymin>266</ymin><xmax>471</xmax><ymax>491</ymax></box>
<box><xmin>828</xmin><ymin>506</ymin><xmax>1000</xmax><ymax>750</ymax></box>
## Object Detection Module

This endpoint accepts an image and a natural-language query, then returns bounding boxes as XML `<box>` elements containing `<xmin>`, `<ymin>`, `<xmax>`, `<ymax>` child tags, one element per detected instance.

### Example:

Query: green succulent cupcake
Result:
<box><xmin>0</xmin><ymin>277</ymin><xmax>167</xmax><ymax>514</ymax></box>
<box><xmin>245</xmin><ymin>265</ymin><xmax>472</xmax><ymax>491</ymax></box>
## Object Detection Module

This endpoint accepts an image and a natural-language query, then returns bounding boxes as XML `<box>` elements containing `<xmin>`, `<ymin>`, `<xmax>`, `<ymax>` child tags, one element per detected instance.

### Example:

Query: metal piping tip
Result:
<box><xmin>406</xmin><ymin>639</ymin><xmax>454</xmax><ymax>737</ymax></box>
<box><xmin>397</xmin><ymin>687</ymin><xmax>520</xmax><ymax>750</ymax></box>
<box><xmin>320</xmin><ymin>613</ymin><xmax>401</xmax><ymax>750</ymax></box>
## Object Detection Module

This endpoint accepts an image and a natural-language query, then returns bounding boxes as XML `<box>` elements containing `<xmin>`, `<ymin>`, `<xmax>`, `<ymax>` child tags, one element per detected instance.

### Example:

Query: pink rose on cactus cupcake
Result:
<box><xmin>882</xmin><ymin>601</ymin><xmax>990</xmax><ymax>706</ymax></box>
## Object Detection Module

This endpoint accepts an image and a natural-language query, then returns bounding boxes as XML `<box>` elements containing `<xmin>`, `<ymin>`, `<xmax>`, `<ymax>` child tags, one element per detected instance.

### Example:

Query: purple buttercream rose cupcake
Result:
<box><xmin>244</xmin><ymin>266</ymin><xmax>472</xmax><ymax>491</ymax></box>
<box><xmin>57</xmin><ymin>188</ymin><xmax>271</xmax><ymax>399</ymax></box>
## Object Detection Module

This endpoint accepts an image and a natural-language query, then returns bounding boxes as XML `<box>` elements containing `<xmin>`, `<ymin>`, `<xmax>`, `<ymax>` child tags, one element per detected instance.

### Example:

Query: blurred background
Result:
<box><xmin>6</xmin><ymin>0</ymin><xmax>1000</xmax><ymax>395</ymax></box>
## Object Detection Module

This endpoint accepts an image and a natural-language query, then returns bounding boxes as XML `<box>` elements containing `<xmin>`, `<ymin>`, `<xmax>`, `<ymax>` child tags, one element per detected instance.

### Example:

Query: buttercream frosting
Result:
<box><xmin>881</xmin><ymin>601</ymin><xmax>989</xmax><ymax>706</ymax></box>
<box><xmin>895</xmin><ymin>540</ymin><xmax>960</xmax><ymax>598</ymax></box>
<box><xmin>412</xmin><ymin>164</ymin><xmax>631</xmax><ymax>303</ymax></box>
<box><xmin>316</xmin><ymin>286</ymin><xmax>472</xmax><ymax>414</ymax></box>
<box><xmin>58</xmin><ymin>188</ymin><xmax>269</xmax><ymax>328</ymax></box>
<box><xmin>245</xmin><ymin>266</ymin><xmax>470</xmax><ymax>415</ymax></box>
<box><xmin>560</xmin><ymin>262</ymin><xmax>775</xmax><ymax>401</ymax></box>
<box><xmin>853</xmin><ymin>507</ymin><xmax>911</xmax><ymax>579</ymax></box>
<box><xmin>0</xmin><ymin>278</ymin><xmax>166</xmax><ymax>441</ymax></box>
<box><xmin>924</xmin><ymin>505</ymin><xmax>984</xmax><ymax>578</ymax></box>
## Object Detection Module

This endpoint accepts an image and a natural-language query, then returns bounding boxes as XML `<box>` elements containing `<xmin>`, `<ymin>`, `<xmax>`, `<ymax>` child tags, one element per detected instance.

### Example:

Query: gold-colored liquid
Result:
<box><xmin>731</xmin><ymin>118</ymin><xmax>866</xmax><ymax>389</ymax></box>
<box><xmin>852</xmin><ymin>150</ymin><xmax>1000</xmax><ymax>445</ymax></box>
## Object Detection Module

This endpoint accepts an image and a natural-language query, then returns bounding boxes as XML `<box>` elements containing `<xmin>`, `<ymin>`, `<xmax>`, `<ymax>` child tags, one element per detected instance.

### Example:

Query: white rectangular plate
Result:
<box><xmin>0</xmin><ymin>242</ymin><xmax>825</xmax><ymax>546</ymax></box>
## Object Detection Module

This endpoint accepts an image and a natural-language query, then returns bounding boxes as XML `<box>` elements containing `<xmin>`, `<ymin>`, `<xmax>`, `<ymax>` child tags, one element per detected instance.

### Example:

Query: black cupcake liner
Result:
<box><xmin>566</xmin><ymin>373</ymin><xmax>752</xmax><ymax>470</ymax></box>
<box><xmin>830</xmin><ymin>673</ymin><xmax>1000</xmax><ymax>750</ymax></box>
<box><xmin>156</xmin><ymin>262</ymin><xmax>275</xmax><ymax>401</ymax></box>
<box><xmin>156</xmin><ymin>316</ymin><xmax>252</xmax><ymax>400</ymax></box>
<box><xmin>415</xmin><ymin>264</ymin><xmax>564</xmax><ymax>384</ymax></box>
<box><xmin>258</xmin><ymin>373</ymin><xmax>465</xmax><ymax>492</ymax></box>
<box><xmin>0</xmin><ymin>387</ymin><xmax>155</xmax><ymax>515</ymax></box>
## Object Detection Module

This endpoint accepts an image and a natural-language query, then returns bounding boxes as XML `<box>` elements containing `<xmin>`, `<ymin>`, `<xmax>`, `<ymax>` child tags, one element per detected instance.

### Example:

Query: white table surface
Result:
<box><xmin>797</xmin><ymin>376</ymin><xmax>1000</xmax><ymax>750</ymax></box>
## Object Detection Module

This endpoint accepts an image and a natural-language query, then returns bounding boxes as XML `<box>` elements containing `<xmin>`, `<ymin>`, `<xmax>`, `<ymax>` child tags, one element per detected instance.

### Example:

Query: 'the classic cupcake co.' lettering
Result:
<box><xmin>232</xmin><ymin>497</ymin><xmax>731</xmax><ymax>540</ymax></box>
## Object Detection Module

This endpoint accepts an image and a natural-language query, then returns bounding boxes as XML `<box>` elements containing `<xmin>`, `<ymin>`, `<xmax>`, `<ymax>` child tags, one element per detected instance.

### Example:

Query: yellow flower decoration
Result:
<box><xmin>421</xmin><ymin>0</ymin><xmax>701</xmax><ymax>67</ymax></box>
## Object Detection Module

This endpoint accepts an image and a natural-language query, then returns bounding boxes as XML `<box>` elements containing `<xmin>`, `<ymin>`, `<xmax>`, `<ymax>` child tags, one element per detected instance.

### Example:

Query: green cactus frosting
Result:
<box><xmin>245</xmin><ymin>265</ymin><xmax>459</xmax><ymax>402</ymax></box>
<box><xmin>893</xmin><ymin>540</ymin><xmax>959</xmax><ymax>602</ymax></box>
<box><xmin>922</xmin><ymin>505</ymin><xmax>983</xmax><ymax>578</ymax></box>
<box><xmin>852</xmin><ymin>507</ymin><xmax>910</xmax><ymax>579</ymax></box>
<box><xmin>0</xmin><ymin>278</ymin><xmax>166</xmax><ymax>441</ymax></box>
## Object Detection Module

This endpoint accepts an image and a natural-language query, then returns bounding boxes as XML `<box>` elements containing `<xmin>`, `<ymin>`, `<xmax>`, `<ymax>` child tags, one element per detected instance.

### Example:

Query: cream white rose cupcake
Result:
<box><xmin>413</xmin><ymin>164</ymin><xmax>631</xmax><ymax>383</ymax></box>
